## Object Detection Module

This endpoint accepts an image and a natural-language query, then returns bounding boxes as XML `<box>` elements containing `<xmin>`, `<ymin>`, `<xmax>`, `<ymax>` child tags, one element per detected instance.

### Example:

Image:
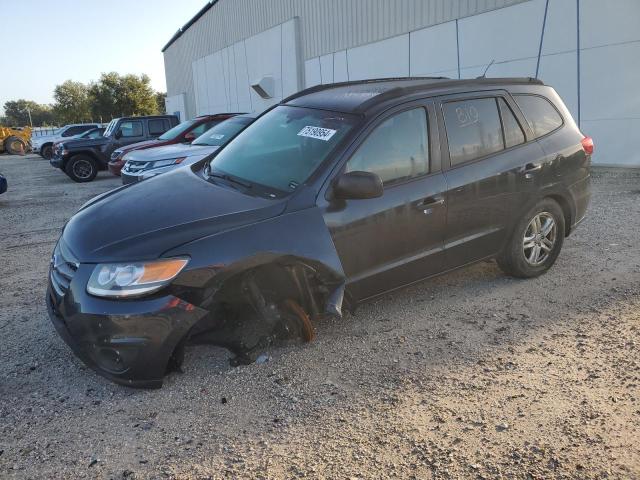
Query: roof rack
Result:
<box><xmin>282</xmin><ymin>76</ymin><xmax>451</xmax><ymax>104</ymax></box>
<box><xmin>282</xmin><ymin>76</ymin><xmax>544</xmax><ymax>104</ymax></box>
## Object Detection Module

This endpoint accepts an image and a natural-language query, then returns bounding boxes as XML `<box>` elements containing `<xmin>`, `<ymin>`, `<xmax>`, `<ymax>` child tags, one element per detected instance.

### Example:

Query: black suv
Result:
<box><xmin>47</xmin><ymin>77</ymin><xmax>591</xmax><ymax>387</ymax></box>
<box><xmin>51</xmin><ymin>115</ymin><xmax>179</xmax><ymax>182</ymax></box>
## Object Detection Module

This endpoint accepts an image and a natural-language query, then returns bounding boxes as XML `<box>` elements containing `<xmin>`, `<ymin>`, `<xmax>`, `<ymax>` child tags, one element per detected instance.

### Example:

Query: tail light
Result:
<box><xmin>581</xmin><ymin>136</ymin><xmax>594</xmax><ymax>155</ymax></box>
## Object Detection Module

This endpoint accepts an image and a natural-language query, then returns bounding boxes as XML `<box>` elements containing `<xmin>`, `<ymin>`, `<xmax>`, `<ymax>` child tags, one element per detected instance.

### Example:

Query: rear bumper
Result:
<box><xmin>568</xmin><ymin>174</ymin><xmax>591</xmax><ymax>234</ymax></box>
<box><xmin>46</xmin><ymin>265</ymin><xmax>207</xmax><ymax>388</ymax></box>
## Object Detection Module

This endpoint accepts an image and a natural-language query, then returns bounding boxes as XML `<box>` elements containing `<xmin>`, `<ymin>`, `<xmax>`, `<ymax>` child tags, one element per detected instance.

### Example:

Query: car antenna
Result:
<box><xmin>477</xmin><ymin>59</ymin><xmax>495</xmax><ymax>79</ymax></box>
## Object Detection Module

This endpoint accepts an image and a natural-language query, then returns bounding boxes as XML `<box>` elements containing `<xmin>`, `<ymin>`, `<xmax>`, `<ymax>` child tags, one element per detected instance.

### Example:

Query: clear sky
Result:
<box><xmin>0</xmin><ymin>0</ymin><xmax>207</xmax><ymax>114</ymax></box>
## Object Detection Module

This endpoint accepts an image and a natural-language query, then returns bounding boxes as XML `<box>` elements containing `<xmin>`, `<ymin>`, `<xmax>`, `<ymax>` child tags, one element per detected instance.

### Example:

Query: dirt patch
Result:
<box><xmin>0</xmin><ymin>157</ymin><xmax>638</xmax><ymax>479</ymax></box>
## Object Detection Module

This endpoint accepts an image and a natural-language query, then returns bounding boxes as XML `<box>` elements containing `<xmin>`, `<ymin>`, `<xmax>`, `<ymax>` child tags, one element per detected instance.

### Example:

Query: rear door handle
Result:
<box><xmin>417</xmin><ymin>196</ymin><xmax>445</xmax><ymax>209</ymax></box>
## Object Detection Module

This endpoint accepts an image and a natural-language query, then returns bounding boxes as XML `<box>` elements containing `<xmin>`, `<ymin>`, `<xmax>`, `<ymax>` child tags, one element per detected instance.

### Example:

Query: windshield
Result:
<box><xmin>103</xmin><ymin>119</ymin><xmax>118</xmax><ymax>137</ymax></box>
<box><xmin>193</xmin><ymin>116</ymin><xmax>253</xmax><ymax>147</ymax></box>
<box><xmin>158</xmin><ymin>119</ymin><xmax>198</xmax><ymax>140</ymax></box>
<box><xmin>209</xmin><ymin>106</ymin><xmax>358</xmax><ymax>193</ymax></box>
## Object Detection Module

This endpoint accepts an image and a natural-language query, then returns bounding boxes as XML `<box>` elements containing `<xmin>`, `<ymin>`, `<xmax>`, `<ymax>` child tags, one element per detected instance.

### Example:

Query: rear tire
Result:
<box><xmin>497</xmin><ymin>198</ymin><xmax>565</xmax><ymax>278</ymax></box>
<box><xmin>41</xmin><ymin>144</ymin><xmax>54</xmax><ymax>160</ymax></box>
<box><xmin>4</xmin><ymin>136</ymin><xmax>26</xmax><ymax>155</ymax></box>
<box><xmin>65</xmin><ymin>155</ymin><xmax>98</xmax><ymax>182</ymax></box>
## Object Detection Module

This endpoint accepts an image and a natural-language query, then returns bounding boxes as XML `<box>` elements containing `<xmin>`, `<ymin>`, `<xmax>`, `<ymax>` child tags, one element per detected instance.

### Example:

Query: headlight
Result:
<box><xmin>151</xmin><ymin>157</ymin><xmax>187</xmax><ymax>168</ymax></box>
<box><xmin>87</xmin><ymin>257</ymin><xmax>189</xmax><ymax>298</ymax></box>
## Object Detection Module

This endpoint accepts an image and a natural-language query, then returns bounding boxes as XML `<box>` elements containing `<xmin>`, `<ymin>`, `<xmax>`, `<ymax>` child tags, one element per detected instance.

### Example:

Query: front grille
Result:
<box><xmin>50</xmin><ymin>241</ymin><xmax>79</xmax><ymax>297</ymax></box>
<box><xmin>123</xmin><ymin>161</ymin><xmax>149</xmax><ymax>174</ymax></box>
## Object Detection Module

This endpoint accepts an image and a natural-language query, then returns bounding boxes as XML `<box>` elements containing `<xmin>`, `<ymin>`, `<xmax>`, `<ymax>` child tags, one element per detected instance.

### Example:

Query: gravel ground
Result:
<box><xmin>0</xmin><ymin>154</ymin><xmax>639</xmax><ymax>480</ymax></box>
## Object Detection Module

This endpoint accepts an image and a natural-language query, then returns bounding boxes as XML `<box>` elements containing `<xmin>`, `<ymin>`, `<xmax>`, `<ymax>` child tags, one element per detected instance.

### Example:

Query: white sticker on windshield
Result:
<box><xmin>297</xmin><ymin>126</ymin><xmax>337</xmax><ymax>141</ymax></box>
<box><xmin>209</xmin><ymin>134</ymin><xmax>225</xmax><ymax>140</ymax></box>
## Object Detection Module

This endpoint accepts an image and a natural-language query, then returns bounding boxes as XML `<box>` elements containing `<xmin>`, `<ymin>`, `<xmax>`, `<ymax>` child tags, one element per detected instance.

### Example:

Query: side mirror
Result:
<box><xmin>184</xmin><ymin>132</ymin><xmax>196</xmax><ymax>142</ymax></box>
<box><xmin>332</xmin><ymin>171</ymin><xmax>383</xmax><ymax>200</ymax></box>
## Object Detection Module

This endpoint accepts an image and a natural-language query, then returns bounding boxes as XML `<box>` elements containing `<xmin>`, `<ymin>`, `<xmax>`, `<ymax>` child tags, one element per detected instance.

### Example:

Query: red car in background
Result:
<box><xmin>107</xmin><ymin>113</ymin><xmax>243</xmax><ymax>175</ymax></box>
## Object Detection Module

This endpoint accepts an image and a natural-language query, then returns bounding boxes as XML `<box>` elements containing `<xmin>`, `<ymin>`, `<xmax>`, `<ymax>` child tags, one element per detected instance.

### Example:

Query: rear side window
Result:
<box><xmin>119</xmin><ymin>121</ymin><xmax>143</xmax><ymax>137</ymax></box>
<box><xmin>443</xmin><ymin>98</ymin><xmax>503</xmax><ymax>166</ymax></box>
<box><xmin>148</xmin><ymin>119</ymin><xmax>168</xmax><ymax>136</ymax></box>
<box><xmin>498</xmin><ymin>98</ymin><xmax>525</xmax><ymax>148</ymax></box>
<box><xmin>63</xmin><ymin>126</ymin><xmax>92</xmax><ymax>137</ymax></box>
<box><xmin>346</xmin><ymin>107</ymin><xmax>429</xmax><ymax>185</ymax></box>
<box><xmin>514</xmin><ymin>95</ymin><xmax>563</xmax><ymax>138</ymax></box>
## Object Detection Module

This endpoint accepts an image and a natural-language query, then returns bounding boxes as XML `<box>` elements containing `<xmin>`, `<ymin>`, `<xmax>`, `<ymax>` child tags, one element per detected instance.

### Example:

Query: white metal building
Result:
<box><xmin>163</xmin><ymin>0</ymin><xmax>640</xmax><ymax>166</ymax></box>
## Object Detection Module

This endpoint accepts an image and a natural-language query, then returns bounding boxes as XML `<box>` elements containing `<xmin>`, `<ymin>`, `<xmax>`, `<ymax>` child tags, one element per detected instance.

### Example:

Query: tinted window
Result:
<box><xmin>210</xmin><ymin>106</ymin><xmax>358</xmax><ymax>193</ymax></box>
<box><xmin>346</xmin><ymin>108</ymin><xmax>429</xmax><ymax>185</ymax></box>
<box><xmin>190</xmin><ymin>121</ymin><xmax>220</xmax><ymax>137</ymax></box>
<box><xmin>514</xmin><ymin>95</ymin><xmax>563</xmax><ymax>138</ymax></box>
<box><xmin>193</xmin><ymin>117</ymin><xmax>253</xmax><ymax>146</ymax></box>
<box><xmin>63</xmin><ymin>126</ymin><xmax>92</xmax><ymax>137</ymax></box>
<box><xmin>119</xmin><ymin>121</ymin><xmax>143</xmax><ymax>137</ymax></box>
<box><xmin>498</xmin><ymin>98</ymin><xmax>525</xmax><ymax>148</ymax></box>
<box><xmin>443</xmin><ymin>98</ymin><xmax>503</xmax><ymax>165</ymax></box>
<box><xmin>148</xmin><ymin>119</ymin><xmax>167</xmax><ymax>136</ymax></box>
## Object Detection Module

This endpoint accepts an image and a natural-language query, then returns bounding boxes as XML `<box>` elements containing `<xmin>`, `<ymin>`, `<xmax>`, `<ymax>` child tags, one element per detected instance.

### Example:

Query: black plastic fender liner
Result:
<box><xmin>165</xmin><ymin>206</ymin><xmax>347</xmax><ymax>315</ymax></box>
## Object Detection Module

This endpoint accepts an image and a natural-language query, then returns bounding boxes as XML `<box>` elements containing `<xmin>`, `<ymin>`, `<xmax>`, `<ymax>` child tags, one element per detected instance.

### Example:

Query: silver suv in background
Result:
<box><xmin>121</xmin><ymin>114</ymin><xmax>256</xmax><ymax>184</ymax></box>
<box><xmin>32</xmin><ymin>124</ymin><xmax>101</xmax><ymax>159</ymax></box>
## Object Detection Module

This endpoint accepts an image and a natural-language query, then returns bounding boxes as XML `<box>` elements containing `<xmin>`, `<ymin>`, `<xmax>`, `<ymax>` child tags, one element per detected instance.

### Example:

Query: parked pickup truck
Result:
<box><xmin>51</xmin><ymin>115</ymin><xmax>178</xmax><ymax>182</ymax></box>
<box><xmin>32</xmin><ymin>124</ymin><xmax>101</xmax><ymax>159</ymax></box>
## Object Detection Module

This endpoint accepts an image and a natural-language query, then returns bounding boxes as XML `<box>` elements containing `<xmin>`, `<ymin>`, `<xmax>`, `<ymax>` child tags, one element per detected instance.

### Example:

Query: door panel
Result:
<box><xmin>319</xmin><ymin>101</ymin><xmax>447</xmax><ymax>301</ymax></box>
<box><xmin>324</xmin><ymin>173</ymin><xmax>448</xmax><ymax>300</ymax></box>
<box><xmin>438</xmin><ymin>93</ymin><xmax>546</xmax><ymax>267</ymax></box>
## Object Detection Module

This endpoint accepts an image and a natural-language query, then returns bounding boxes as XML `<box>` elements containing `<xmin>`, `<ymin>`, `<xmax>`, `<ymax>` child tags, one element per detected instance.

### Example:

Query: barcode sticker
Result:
<box><xmin>297</xmin><ymin>126</ymin><xmax>337</xmax><ymax>141</ymax></box>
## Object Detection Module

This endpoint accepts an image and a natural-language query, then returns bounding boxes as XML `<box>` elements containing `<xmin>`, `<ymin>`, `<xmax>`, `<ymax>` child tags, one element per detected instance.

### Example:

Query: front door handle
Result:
<box><xmin>522</xmin><ymin>162</ymin><xmax>542</xmax><ymax>179</ymax></box>
<box><xmin>416</xmin><ymin>196</ymin><xmax>445</xmax><ymax>212</ymax></box>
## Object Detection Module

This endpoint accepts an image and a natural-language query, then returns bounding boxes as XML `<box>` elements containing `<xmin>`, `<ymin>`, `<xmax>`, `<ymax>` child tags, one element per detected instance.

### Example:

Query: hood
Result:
<box><xmin>61</xmin><ymin>136</ymin><xmax>108</xmax><ymax>148</ymax></box>
<box><xmin>118</xmin><ymin>139</ymin><xmax>165</xmax><ymax>153</ymax></box>
<box><xmin>125</xmin><ymin>144</ymin><xmax>216</xmax><ymax>162</ymax></box>
<box><xmin>63</xmin><ymin>166</ymin><xmax>286</xmax><ymax>262</ymax></box>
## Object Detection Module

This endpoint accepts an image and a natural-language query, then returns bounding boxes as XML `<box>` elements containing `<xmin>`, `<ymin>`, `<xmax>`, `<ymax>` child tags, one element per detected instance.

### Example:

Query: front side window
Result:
<box><xmin>118</xmin><ymin>121</ymin><xmax>143</xmax><ymax>138</ymax></box>
<box><xmin>443</xmin><ymin>98</ymin><xmax>504</xmax><ymax>166</ymax></box>
<box><xmin>148</xmin><ymin>119</ymin><xmax>167</xmax><ymax>136</ymax></box>
<box><xmin>210</xmin><ymin>106</ymin><xmax>358</xmax><ymax>193</ymax></box>
<box><xmin>514</xmin><ymin>94</ymin><xmax>563</xmax><ymax>138</ymax></box>
<box><xmin>346</xmin><ymin>108</ymin><xmax>429</xmax><ymax>185</ymax></box>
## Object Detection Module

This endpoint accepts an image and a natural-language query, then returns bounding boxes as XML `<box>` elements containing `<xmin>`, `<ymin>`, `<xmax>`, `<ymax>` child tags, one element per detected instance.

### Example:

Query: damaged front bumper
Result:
<box><xmin>46</xmin><ymin>265</ymin><xmax>207</xmax><ymax>388</ymax></box>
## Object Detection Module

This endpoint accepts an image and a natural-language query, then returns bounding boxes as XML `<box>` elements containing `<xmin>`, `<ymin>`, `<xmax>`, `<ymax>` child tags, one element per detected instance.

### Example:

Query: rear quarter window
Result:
<box><xmin>514</xmin><ymin>94</ymin><xmax>563</xmax><ymax>138</ymax></box>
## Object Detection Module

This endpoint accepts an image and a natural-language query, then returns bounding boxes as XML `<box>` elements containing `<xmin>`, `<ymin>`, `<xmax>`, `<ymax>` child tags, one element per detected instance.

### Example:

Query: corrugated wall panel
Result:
<box><xmin>164</xmin><ymin>0</ymin><xmax>529</xmax><ymax>118</ymax></box>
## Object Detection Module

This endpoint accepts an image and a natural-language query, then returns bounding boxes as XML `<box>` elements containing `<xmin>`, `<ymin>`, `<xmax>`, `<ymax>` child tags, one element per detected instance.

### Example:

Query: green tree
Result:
<box><xmin>53</xmin><ymin>80</ymin><xmax>91</xmax><ymax>124</ymax></box>
<box><xmin>155</xmin><ymin>92</ymin><xmax>167</xmax><ymax>115</ymax></box>
<box><xmin>88</xmin><ymin>72</ymin><xmax>159</xmax><ymax>120</ymax></box>
<box><xmin>3</xmin><ymin>99</ymin><xmax>55</xmax><ymax>126</ymax></box>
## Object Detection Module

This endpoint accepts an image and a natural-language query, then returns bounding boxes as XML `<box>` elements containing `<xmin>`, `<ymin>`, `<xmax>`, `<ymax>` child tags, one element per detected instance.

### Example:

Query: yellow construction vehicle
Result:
<box><xmin>0</xmin><ymin>126</ymin><xmax>31</xmax><ymax>155</ymax></box>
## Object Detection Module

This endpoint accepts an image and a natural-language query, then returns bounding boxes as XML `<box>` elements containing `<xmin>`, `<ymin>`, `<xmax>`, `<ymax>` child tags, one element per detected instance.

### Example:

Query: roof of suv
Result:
<box><xmin>284</xmin><ymin>77</ymin><xmax>544</xmax><ymax>114</ymax></box>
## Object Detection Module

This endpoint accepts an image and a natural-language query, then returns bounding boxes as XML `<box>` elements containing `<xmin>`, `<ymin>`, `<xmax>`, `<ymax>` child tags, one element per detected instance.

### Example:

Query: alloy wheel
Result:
<box><xmin>73</xmin><ymin>159</ymin><xmax>93</xmax><ymax>180</ymax></box>
<box><xmin>523</xmin><ymin>212</ymin><xmax>556</xmax><ymax>266</ymax></box>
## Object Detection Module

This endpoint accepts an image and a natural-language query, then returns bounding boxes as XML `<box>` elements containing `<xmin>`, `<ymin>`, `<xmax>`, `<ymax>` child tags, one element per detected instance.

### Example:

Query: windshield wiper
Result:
<box><xmin>208</xmin><ymin>171</ymin><xmax>252</xmax><ymax>189</ymax></box>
